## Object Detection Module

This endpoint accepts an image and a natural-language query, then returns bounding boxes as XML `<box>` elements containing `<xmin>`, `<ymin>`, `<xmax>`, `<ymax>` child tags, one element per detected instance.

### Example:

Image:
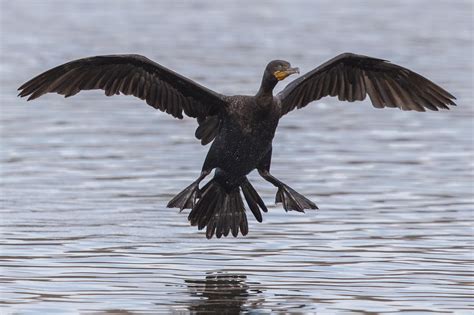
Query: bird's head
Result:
<box><xmin>266</xmin><ymin>60</ymin><xmax>300</xmax><ymax>82</ymax></box>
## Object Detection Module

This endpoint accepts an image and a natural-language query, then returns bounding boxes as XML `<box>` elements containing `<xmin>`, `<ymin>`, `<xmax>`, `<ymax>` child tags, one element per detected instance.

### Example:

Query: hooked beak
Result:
<box><xmin>286</xmin><ymin>67</ymin><xmax>300</xmax><ymax>75</ymax></box>
<box><xmin>274</xmin><ymin>67</ymin><xmax>300</xmax><ymax>81</ymax></box>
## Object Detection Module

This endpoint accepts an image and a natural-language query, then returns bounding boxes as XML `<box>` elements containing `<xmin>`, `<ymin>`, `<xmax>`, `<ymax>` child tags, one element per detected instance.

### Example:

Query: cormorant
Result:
<box><xmin>18</xmin><ymin>53</ymin><xmax>456</xmax><ymax>238</ymax></box>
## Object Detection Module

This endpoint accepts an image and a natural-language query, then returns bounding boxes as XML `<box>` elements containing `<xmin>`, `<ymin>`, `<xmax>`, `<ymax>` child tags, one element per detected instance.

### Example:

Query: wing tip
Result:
<box><xmin>17</xmin><ymin>81</ymin><xmax>30</xmax><ymax>91</ymax></box>
<box><xmin>26</xmin><ymin>94</ymin><xmax>36</xmax><ymax>101</ymax></box>
<box><xmin>17</xmin><ymin>90</ymin><xmax>31</xmax><ymax>100</ymax></box>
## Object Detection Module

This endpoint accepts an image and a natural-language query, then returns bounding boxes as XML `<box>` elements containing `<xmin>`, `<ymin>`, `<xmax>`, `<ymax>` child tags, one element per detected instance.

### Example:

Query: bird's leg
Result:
<box><xmin>258</xmin><ymin>169</ymin><xmax>318</xmax><ymax>212</ymax></box>
<box><xmin>257</xmin><ymin>150</ymin><xmax>317</xmax><ymax>212</ymax></box>
<box><xmin>167</xmin><ymin>169</ymin><xmax>211</xmax><ymax>211</ymax></box>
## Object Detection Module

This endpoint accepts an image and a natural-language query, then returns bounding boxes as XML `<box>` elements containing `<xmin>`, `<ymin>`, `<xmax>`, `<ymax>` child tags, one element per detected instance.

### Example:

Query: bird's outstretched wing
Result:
<box><xmin>18</xmin><ymin>54</ymin><xmax>226</xmax><ymax>119</ymax></box>
<box><xmin>277</xmin><ymin>53</ymin><xmax>456</xmax><ymax>116</ymax></box>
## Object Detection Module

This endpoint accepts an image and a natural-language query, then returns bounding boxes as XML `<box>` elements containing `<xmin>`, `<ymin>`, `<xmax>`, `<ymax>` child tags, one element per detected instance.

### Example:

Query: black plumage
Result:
<box><xmin>18</xmin><ymin>53</ymin><xmax>456</xmax><ymax>238</ymax></box>
<box><xmin>278</xmin><ymin>53</ymin><xmax>455</xmax><ymax>114</ymax></box>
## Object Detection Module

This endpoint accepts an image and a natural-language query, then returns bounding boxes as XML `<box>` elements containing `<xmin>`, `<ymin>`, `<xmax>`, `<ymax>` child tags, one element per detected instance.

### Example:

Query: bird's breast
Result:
<box><xmin>209</xmin><ymin>113</ymin><xmax>277</xmax><ymax>174</ymax></box>
<box><xmin>225</xmin><ymin>96</ymin><xmax>279</xmax><ymax>135</ymax></box>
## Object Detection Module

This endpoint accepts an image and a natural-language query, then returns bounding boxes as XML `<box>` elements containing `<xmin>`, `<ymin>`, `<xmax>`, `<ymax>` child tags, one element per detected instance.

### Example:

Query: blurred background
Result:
<box><xmin>1</xmin><ymin>0</ymin><xmax>473</xmax><ymax>313</ymax></box>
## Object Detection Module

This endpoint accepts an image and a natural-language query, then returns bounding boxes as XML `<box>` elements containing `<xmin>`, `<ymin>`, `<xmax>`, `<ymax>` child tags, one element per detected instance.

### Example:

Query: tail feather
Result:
<box><xmin>189</xmin><ymin>181</ymin><xmax>216</xmax><ymax>227</ymax></box>
<box><xmin>239</xmin><ymin>210</ymin><xmax>249</xmax><ymax>236</ymax></box>
<box><xmin>241</xmin><ymin>178</ymin><xmax>268</xmax><ymax>222</ymax></box>
<box><xmin>216</xmin><ymin>195</ymin><xmax>229</xmax><ymax>238</ymax></box>
<box><xmin>183</xmin><ymin>177</ymin><xmax>266</xmax><ymax>239</ymax></box>
<box><xmin>234</xmin><ymin>191</ymin><xmax>246</xmax><ymax>237</ymax></box>
<box><xmin>206</xmin><ymin>186</ymin><xmax>245</xmax><ymax>239</ymax></box>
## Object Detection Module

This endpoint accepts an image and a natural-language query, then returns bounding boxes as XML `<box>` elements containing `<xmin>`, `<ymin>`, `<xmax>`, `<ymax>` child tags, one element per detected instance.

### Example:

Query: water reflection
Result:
<box><xmin>184</xmin><ymin>273</ymin><xmax>263</xmax><ymax>314</ymax></box>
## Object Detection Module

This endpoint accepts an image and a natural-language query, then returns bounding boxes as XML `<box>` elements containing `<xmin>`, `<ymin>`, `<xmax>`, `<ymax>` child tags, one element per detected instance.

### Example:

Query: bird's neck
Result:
<box><xmin>256</xmin><ymin>74</ymin><xmax>277</xmax><ymax>106</ymax></box>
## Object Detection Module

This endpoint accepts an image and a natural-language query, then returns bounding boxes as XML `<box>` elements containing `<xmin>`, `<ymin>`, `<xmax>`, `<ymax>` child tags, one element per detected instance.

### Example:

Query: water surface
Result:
<box><xmin>1</xmin><ymin>0</ymin><xmax>473</xmax><ymax>313</ymax></box>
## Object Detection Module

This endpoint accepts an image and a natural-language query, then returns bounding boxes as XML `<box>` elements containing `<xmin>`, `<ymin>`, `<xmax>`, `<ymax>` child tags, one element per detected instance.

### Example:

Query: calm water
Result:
<box><xmin>1</xmin><ymin>0</ymin><xmax>473</xmax><ymax>314</ymax></box>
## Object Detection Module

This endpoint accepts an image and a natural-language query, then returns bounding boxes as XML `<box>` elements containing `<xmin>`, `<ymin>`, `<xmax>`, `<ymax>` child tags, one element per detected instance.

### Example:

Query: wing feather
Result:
<box><xmin>329</xmin><ymin>67</ymin><xmax>339</xmax><ymax>97</ymax></box>
<box><xmin>338</xmin><ymin>67</ymin><xmax>346</xmax><ymax>101</ymax></box>
<box><xmin>18</xmin><ymin>54</ymin><xmax>226</xmax><ymax>120</ymax></box>
<box><xmin>364</xmin><ymin>73</ymin><xmax>384</xmax><ymax>108</ymax></box>
<box><xmin>277</xmin><ymin>53</ymin><xmax>456</xmax><ymax>115</ymax></box>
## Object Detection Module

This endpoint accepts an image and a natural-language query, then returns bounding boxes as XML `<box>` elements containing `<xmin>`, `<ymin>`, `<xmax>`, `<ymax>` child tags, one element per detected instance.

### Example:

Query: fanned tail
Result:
<box><xmin>185</xmin><ymin>177</ymin><xmax>266</xmax><ymax>239</ymax></box>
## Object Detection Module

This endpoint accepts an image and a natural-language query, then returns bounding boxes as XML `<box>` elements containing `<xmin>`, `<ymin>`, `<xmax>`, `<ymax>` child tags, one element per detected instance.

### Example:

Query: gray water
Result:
<box><xmin>1</xmin><ymin>0</ymin><xmax>473</xmax><ymax>314</ymax></box>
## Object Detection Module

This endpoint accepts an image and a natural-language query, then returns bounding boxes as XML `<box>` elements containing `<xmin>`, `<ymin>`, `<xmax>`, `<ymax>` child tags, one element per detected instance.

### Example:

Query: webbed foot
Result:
<box><xmin>275</xmin><ymin>184</ymin><xmax>318</xmax><ymax>212</ymax></box>
<box><xmin>167</xmin><ymin>181</ymin><xmax>200</xmax><ymax>211</ymax></box>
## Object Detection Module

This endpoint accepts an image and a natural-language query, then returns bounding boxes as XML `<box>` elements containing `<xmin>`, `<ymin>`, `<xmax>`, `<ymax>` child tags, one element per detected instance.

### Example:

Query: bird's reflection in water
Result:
<box><xmin>184</xmin><ymin>272</ymin><xmax>264</xmax><ymax>314</ymax></box>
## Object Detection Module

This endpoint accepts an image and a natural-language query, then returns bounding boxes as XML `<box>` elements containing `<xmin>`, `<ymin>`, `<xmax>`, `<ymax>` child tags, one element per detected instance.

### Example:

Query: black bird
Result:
<box><xmin>18</xmin><ymin>53</ymin><xmax>456</xmax><ymax>238</ymax></box>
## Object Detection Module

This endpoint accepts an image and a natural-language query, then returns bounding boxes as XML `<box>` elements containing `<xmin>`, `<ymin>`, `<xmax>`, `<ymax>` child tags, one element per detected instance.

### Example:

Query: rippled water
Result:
<box><xmin>1</xmin><ymin>0</ymin><xmax>473</xmax><ymax>313</ymax></box>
